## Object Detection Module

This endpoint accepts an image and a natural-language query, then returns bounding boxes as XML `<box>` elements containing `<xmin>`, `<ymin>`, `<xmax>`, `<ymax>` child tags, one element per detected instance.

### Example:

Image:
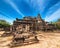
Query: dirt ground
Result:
<box><xmin>0</xmin><ymin>31</ymin><xmax>60</xmax><ymax>48</ymax></box>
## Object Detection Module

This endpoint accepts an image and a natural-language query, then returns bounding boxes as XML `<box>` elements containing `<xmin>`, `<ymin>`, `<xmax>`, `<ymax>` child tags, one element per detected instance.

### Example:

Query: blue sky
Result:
<box><xmin>0</xmin><ymin>0</ymin><xmax>60</xmax><ymax>24</ymax></box>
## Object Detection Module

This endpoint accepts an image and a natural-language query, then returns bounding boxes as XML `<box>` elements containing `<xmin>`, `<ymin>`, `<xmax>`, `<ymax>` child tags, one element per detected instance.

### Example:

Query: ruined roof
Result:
<box><xmin>15</xmin><ymin>14</ymin><xmax>42</xmax><ymax>21</ymax></box>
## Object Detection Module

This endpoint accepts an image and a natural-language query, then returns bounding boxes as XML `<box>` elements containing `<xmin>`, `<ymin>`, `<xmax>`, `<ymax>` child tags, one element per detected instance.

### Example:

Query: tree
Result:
<box><xmin>51</xmin><ymin>18</ymin><xmax>60</xmax><ymax>29</ymax></box>
<box><xmin>55</xmin><ymin>18</ymin><xmax>60</xmax><ymax>29</ymax></box>
<box><xmin>57</xmin><ymin>18</ymin><xmax>60</xmax><ymax>22</ymax></box>
<box><xmin>0</xmin><ymin>20</ymin><xmax>10</xmax><ymax>28</ymax></box>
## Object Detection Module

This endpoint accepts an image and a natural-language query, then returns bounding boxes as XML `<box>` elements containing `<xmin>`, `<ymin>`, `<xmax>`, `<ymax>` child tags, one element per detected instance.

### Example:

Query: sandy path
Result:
<box><xmin>0</xmin><ymin>31</ymin><xmax>60</xmax><ymax>48</ymax></box>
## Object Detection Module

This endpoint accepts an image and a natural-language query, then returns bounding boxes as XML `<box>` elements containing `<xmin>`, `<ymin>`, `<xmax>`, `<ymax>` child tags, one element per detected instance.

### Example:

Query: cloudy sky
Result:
<box><xmin>0</xmin><ymin>0</ymin><xmax>60</xmax><ymax>23</ymax></box>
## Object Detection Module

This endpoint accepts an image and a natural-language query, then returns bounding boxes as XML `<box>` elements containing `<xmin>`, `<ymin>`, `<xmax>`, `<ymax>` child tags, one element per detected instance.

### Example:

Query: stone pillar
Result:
<box><xmin>10</xmin><ymin>26</ymin><xmax>12</xmax><ymax>32</ymax></box>
<box><xmin>16</xmin><ymin>25</ymin><xmax>23</xmax><ymax>32</ymax></box>
<box><xmin>25</xmin><ymin>24</ymin><xmax>30</xmax><ymax>32</ymax></box>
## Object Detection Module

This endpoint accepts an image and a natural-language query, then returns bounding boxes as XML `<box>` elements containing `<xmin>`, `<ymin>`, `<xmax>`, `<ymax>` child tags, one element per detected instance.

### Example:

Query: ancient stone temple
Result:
<box><xmin>10</xmin><ymin>14</ymin><xmax>56</xmax><ymax>46</ymax></box>
<box><xmin>11</xmin><ymin>14</ymin><xmax>47</xmax><ymax>32</ymax></box>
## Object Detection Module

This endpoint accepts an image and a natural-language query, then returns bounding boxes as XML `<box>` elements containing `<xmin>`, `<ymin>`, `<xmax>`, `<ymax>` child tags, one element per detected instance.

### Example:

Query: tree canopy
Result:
<box><xmin>0</xmin><ymin>20</ymin><xmax>10</xmax><ymax>28</ymax></box>
<box><xmin>53</xmin><ymin>18</ymin><xmax>60</xmax><ymax>29</ymax></box>
<box><xmin>57</xmin><ymin>18</ymin><xmax>60</xmax><ymax>22</ymax></box>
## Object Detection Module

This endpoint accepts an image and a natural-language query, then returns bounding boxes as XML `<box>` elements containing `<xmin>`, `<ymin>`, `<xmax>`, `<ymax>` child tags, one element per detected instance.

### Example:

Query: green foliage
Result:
<box><xmin>49</xmin><ymin>18</ymin><xmax>60</xmax><ymax>29</ymax></box>
<box><xmin>53</xmin><ymin>18</ymin><xmax>60</xmax><ymax>29</ymax></box>
<box><xmin>0</xmin><ymin>20</ymin><xmax>10</xmax><ymax>28</ymax></box>
<box><xmin>56</xmin><ymin>24</ymin><xmax>60</xmax><ymax>29</ymax></box>
<box><xmin>57</xmin><ymin>19</ymin><xmax>60</xmax><ymax>22</ymax></box>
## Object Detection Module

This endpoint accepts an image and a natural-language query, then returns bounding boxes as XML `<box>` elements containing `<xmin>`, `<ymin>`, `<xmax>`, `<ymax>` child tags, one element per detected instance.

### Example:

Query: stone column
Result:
<box><xmin>25</xmin><ymin>24</ymin><xmax>30</xmax><ymax>32</ymax></box>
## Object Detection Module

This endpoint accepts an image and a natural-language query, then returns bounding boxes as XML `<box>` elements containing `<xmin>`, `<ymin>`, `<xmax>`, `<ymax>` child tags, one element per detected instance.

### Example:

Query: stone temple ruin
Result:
<box><xmin>11</xmin><ymin>14</ymin><xmax>55</xmax><ymax>32</ymax></box>
<box><xmin>11</xmin><ymin>14</ymin><xmax>46</xmax><ymax>31</ymax></box>
<box><xmin>10</xmin><ymin>14</ymin><xmax>56</xmax><ymax>46</ymax></box>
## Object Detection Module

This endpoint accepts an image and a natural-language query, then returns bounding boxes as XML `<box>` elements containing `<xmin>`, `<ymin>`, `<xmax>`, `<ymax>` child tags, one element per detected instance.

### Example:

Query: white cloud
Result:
<box><xmin>0</xmin><ymin>14</ymin><xmax>13</xmax><ymax>24</ymax></box>
<box><xmin>5</xmin><ymin>0</ymin><xmax>24</xmax><ymax>17</ymax></box>
<box><xmin>0</xmin><ymin>10</ymin><xmax>13</xmax><ymax>19</ymax></box>
<box><xmin>45</xmin><ymin>2</ymin><xmax>60</xmax><ymax>22</ymax></box>
<box><xmin>25</xmin><ymin>0</ymin><xmax>45</xmax><ymax>12</ymax></box>
<box><xmin>45</xmin><ymin>9</ymin><xmax>60</xmax><ymax>22</ymax></box>
<box><xmin>26</xmin><ymin>0</ymin><xmax>49</xmax><ymax>13</ymax></box>
<box><xmin>46</xmin><ymin>2</ymin><xmax>60</xmax><ymax>16</ymax></box>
